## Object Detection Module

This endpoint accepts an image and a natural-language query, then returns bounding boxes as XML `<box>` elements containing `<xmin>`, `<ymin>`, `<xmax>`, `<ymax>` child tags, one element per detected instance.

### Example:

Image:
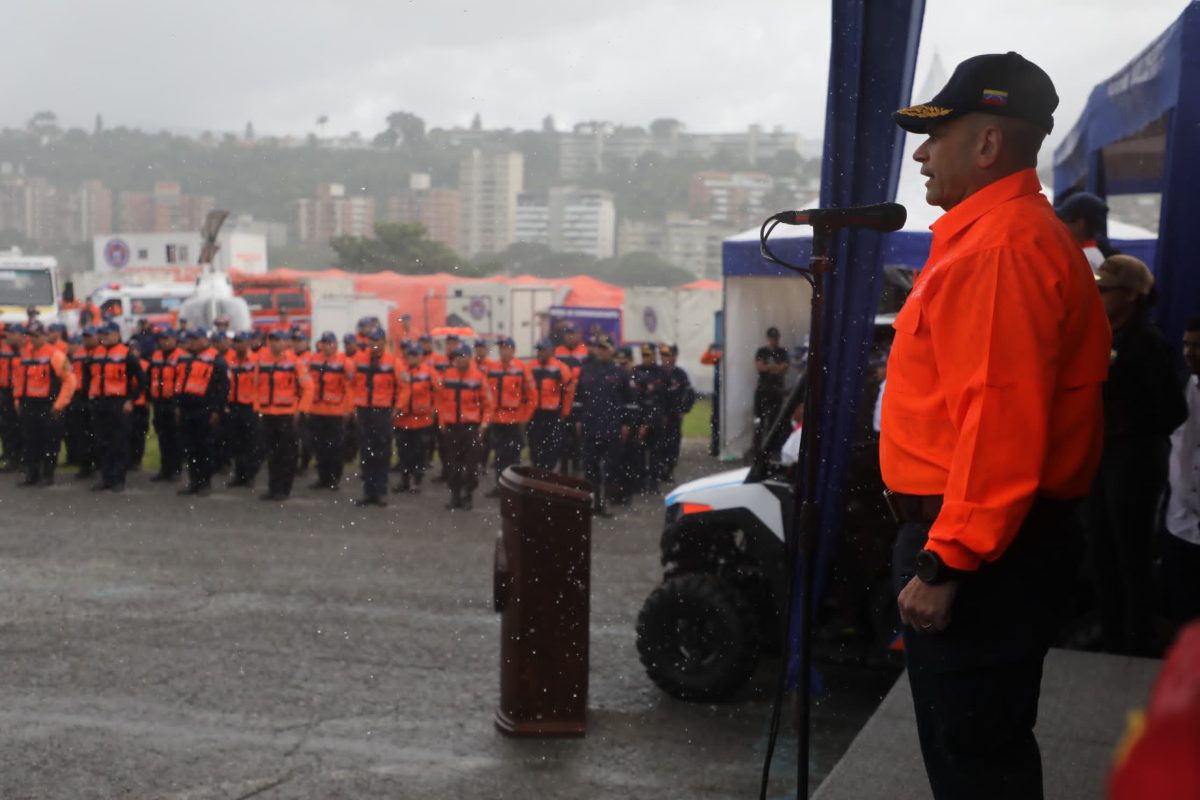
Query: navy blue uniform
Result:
<box><xmin>575</xmin><ymin>359</ymin><xmax>631</xmax><ymax>512</ymax></box>
<box><xmin>654</xmin><ymin>365</ymin><xmax>694</xmax><ymax>483</ymax></box>
<box><xmin>630</xmin><ymin>363</ymin><xmax>666</xmax><ymax>492</ymax></box>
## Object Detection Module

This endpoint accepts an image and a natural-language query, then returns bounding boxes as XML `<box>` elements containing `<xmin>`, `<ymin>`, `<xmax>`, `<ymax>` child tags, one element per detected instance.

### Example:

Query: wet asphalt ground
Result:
<box><xmin>0</xmin><ymin>441</ymin><xmax>898</xmax><ymax>799</ymax></box>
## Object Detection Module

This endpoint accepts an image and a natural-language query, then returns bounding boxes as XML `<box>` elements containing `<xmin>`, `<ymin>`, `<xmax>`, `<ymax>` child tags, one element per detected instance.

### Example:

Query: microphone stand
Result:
<box><xmin>794</xmin><ymin>224</ymin><xmax>830</xmax><ymax>797</ymax></box>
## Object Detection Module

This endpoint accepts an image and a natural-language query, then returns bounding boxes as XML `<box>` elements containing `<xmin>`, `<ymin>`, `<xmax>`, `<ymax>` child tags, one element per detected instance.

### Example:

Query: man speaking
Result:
<box><xmin>882</xmin><ymin>53</ymin><xmax>1110</xmax><ymax>798</ymax></box>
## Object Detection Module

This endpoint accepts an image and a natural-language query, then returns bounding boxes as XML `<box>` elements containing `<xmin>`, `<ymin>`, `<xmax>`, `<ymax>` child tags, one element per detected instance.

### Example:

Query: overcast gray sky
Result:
<box><xmin>1</xmin><ymin>0</ymin><xmax>1190</xmax><ymax>149</ymax></box>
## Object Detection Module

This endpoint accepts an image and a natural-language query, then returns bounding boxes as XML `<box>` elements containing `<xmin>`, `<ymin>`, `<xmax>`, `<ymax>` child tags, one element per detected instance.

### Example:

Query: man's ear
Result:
<box><xmin>976</xmin><ymin>124</ymin><xmax>1003</xmax><ymax>170</ymax></box>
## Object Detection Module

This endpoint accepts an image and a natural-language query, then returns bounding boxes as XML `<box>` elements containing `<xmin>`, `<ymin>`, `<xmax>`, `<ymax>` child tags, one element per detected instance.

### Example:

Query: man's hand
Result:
<box><xmin>638</xmin><ymin>424</ymin><xmax>648</xmax><ymax>441</ymax></box>
<box><xmin>209</xmin><ymin>412</ymin><xmax>220</xmax><ymax>428</ymax></box>
<box><xmin>122</xmin><ymin>400</ymin><xmax>133</xmax><ymax>414</ymax></box>
<box><xmin>897</xmin><ymin>576</ymin><xmax>958</xmax><ymax>634</ymax></box>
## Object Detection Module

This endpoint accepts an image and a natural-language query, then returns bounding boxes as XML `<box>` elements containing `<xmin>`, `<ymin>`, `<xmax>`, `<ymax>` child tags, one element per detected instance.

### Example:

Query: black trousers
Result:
<box><xmin>19</xmin><ymin>398</ymin><xmax>60</xmax><ymax>481</ymax></box>
<box><xmin>0</xmin><ymin>388</ymin><xmax>21</xmax><ymax>467</ymax></box>
<box><xmin>261</xmin><ymin>414</ymin><xmax>297</xmax><ymax>497</ymax></box>
<box><xmin>442</xmin><ymin>423</ymin><xmax>481</xmax><ymax>494</ymax></box>
<box><xmin>652</xmin><ymin>413</ymin><xmax>683</xmax><ymax>481</ymax></box>
<box><xmin>128</xmin><ymin>405</ymin><xmax>150</xmax><ymax>469</ymax></box>
<box><xmin>296</xmin><ymin>413</ymin><xmax>313</xmax><ymax>472</ymax></box>
<box><xmin>343</xmin><ymin>413</ymin><xmax>359</xmax><ymax>463</ymax></box>
<box><xmin>224</xmin><ymin>403</ymin><xmax>261</xmax><ymax>484</ymax></box>
<box><xmin>179</xmin><ymin>406</ymin><xmax>216</xmax><ymax>489</ymax></box>
<box><xmin>753</xmin><ymin>386</ymin><xmax>783</xmax><ymax>453</ymax></box>
<box><xmin>582</xmin><ymin>426</ymin><xmax>621</xmax><ymax>500</ymax></box>
<box><xmin>310</xmin><ymin>413</ymin><xmax>345</xmax><ymax>487</ymax></box>
<box><xmin>152</xmin><ymin>400</ymin><xmax>181</xmax><ymax>477</ymax></box>
<box><xmin>93</xmin><ymin>397</ymin><xmax>131</xmax><ymax>487</ymax></box>
<box><xmin>893</xmin><ymin>499</ymin><xmax>1081</xmax><ymax>800</ymax></box>
<box><xmin>527</xmin><ymin>411</ymin><xmax>563</xmax><ymax>471</ymax></box>
<box><xmin>1162</xmin><ymin>529</ymin><xmax>1200</xmax><ymax>626</ymax></box>
<box><xmin>65</xmin><ymin>395</ymin><xmax>90</xmax><ymax>469</ymax></box>
<box><xmin>1085</xmin><ymin>437</ymin><xmax>1169</xmax><ymax>654</ymax></box>
<box><xmin>356</xmin><ymin>408</ymin><xmax>392</xmax><ymax>500</ymax></box>
<box><xmin>560</xmin><ymin>411</ymin><xmax>581</xmax><ymax>474</ymax></box>
<box><xmin>395</xmin><ymin>426</ymin><xmax>432</xmax><ymax>479</ymax></box>
<box><xmin>490</xmin><ymin>422</ymin><xmax>523</xmax><ymax>479</ymax></box>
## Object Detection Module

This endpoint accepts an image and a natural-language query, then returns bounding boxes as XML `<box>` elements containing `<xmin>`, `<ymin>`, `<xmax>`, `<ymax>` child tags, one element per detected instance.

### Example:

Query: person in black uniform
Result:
<box><xmin>65</xmin><ymin>327</ymin><xmax>96</xmax><ymax>478</ymax></box>
<box><xmin>753</xmin><ymin>326</ymin><xmax>789</xmax><ymax>454</ymax></box>
<box><xmin>0</xmin><ymin>324</ymin><xmax>25</xmax><ymax>472</ymax></box>
<box><xmin>611</xmin><ymin>345</ymin><xmax>642</xmax><ymax>505</ymax></box>
<box><xmin>653</xmin><ymin>343</ymin><xmax>694</xmax><ymax>485</ymax></box>
<box><xmin>175</xmin><ymin>329</ymin><xmax>229</xmax><ymax>497</ymax></box>
<box><xmin>90</xmin><ymin>321</ymin><xmax>146</xmax><ymax>492</ymax></box>
<box><xmin>1086</xmin><ymin>255</ymin><xmax>1189</xmax><ymax>655</ymax></box>
<box><xmin>575</xmin><ymin>335</ymin><xmax>631</xmax><ymax>517</ymax></box>
<box><xmin>224</xmin><ymin>331</ymin><xmax>261</xmax><ymax>489</ymax></box>
<box><xmin>630</xmin><ymin>343</ymin><xmax>666</xmax><ymax>494</ymax></box>
<box><xmin>148</xmin><ymin>328</ymin><xmax>184</xmax><ymax>482</ymax></box>
<box><xmin>341</xmin><ymin>332</ymin><xmax>360</xmax><ymax>464</ymax></box>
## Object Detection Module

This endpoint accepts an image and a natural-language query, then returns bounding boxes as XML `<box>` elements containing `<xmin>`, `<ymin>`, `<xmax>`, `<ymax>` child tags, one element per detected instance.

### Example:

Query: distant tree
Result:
<box><xmin>244</xmin><ymin>121</ymin><xmax>255</xmax><ymax>141</ymax></box>
<box><xmin>470</xmin><ymin>113</ymin><xmax>483</xmax><ymax>132</ymax></box>
<box><xmin>94</xmin><ymin>114</ymin><xmax>104</xmax><ymax>134</ymax></box>
<box><xmin>330</xmin><ymin>222</ymin><xmax>494</xmax><ymax>276</ymax></box>
<box><xmin>384</xmin><ymin>111</ymin><xmax>425</xmax><ymax>148</ymax></box>
<box><xmin>27</xmin><ymin>111</ymin><xmax>60</xmax><ymax>138</ymax></box>
<box><xmin>650</xmin><ymin>118</ymin><xmax>685</xmax><ymax>139</ymax></box>
<box><xmin>596</xmin><ymin>251</ymin><xmax>694</xmax><ymax>287</ymax></box>
<box><xmin>316</xmin><ymin>115</ymin><xmax>329</xmax><ymax>137</ymax></box>
<box><xmin>542</xmin><ymin>115</ymin><xmax>556</xmax><ymax>133</ymax></box>
<box><xmin>373</xmin><ymin>129</ymin><xmax>400</xmax><ymax>148</ymax></box>
<box><xmin>482</xmin><ymin>242</ymin><xmax>597</xmax><ymax>278</ymax></box>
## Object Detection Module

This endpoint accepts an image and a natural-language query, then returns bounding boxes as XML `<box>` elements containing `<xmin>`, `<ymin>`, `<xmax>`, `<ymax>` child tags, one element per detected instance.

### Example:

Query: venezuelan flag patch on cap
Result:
<box><xmin>981</xmin><ymin>88</ymin><xmax>1009</xmax><ymax>106</ymax></box>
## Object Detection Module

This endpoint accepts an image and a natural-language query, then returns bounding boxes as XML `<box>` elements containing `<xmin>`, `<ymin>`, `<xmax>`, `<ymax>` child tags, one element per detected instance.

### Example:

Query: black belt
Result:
<box><xmin>884</xmin><ymin>491</ymin><xmax>943</xmax><ymax>523</ymax></box>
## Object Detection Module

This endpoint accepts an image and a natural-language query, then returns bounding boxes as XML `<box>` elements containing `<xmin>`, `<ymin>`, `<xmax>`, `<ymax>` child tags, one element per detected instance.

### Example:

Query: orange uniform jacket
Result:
<box><xmin>226</xmin><ymin>351</ymin><xmax>259</xmax><ymax>406</ymax></box>
<box><xmin>147</xmin><ymin>348</ymin><xmax>181</xmax><ymax>401</ymax></box>
<box><xmin>254</xmin><ymin>350</ymin><xmax>313</xmax><ymax>415</ymax></box>
<box><xmin>529</xmin><ymin>357</ymin><xmax>576</xmax><ymax>417</ymax></box>
<box><xmin>435</xmin><ymin>364</ymin><xmax>494</xmax><ymax>425</ymax></box>
<box><xmin>0</xmin><ymin>343</ymin><xmax>21</xmax><ymax>390</ymax></box>
<box><xmin>880</xmin><ymin>169</ymin><xmax>1111</xmax><ymax>572</ymax></box>
<box><xmin>486</xmin><ymin>357</ymin><xmax>536</xmax><ymax>424</ymax></box>
<box><xmin>352</xmin><ymin>353</ymin><xmax>400</xmax><ymax>409</ymax></box>
<box><xmin>308</xmin><ymin>352</ymin><xmax>354</xmax><ymax>416</ymax></box>
<box><xmin>88</xmin><ymin>343</ymin><xmax>145</xmax><ymax>400</ymax></box>
<box><xmin>15</xmin><ymin>343</ymin><xmax>76</xmax><ymax>411</ymax></box>
<box><xmin>395</xmin><ymin>363</ymin><xmax>437</xmax><ymax>429</ymax></box>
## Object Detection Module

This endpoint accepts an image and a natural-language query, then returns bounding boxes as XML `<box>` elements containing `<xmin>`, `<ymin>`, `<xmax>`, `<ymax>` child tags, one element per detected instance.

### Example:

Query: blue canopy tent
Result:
<box><xmin>1053</xmin><ymin>0</ymin><xmax>1200</xmax><ymax>343</ymax></box>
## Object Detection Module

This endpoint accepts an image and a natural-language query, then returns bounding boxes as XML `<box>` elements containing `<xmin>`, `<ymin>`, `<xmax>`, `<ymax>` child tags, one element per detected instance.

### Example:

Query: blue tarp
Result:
<box><xmin>1053</xmin><ymin>0</ymin><xmax>1200</xmax><ymax>343</ymax></box>
<box><xmin>784</xmin><ymin>0</ymin><xmax>925</xmax><ymax>686</ymax></box>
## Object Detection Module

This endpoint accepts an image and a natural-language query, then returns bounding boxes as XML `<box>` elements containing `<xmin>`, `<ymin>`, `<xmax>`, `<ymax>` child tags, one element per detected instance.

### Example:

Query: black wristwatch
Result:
<box><xmin>915</xmin><ymin>549</ymin><xmax>961</xmax><ymax>585</ymax></box>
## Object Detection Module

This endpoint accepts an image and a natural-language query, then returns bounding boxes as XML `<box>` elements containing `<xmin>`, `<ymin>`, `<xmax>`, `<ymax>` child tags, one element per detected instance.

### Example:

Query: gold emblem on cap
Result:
<box><xmin>897</xmin><ymin>104</ymin><xmax>953</xmax><ymax>118</ymax></box>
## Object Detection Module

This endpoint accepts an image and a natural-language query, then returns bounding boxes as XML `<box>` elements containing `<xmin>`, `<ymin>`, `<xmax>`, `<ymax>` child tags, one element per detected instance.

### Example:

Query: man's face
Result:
<box><xmin>420</xmin><ymin>340</ymin><xmax>432</xmax><ymax>355</ymax></box>
<box><xmin>47</xmin><ymin>330</ymin><xmax>61</xmax><ymax>344</ymax></box>
<box><xmin>291</xmin><ymin>338</ymin><xmax>307</xmax><ymax>353</ymax></box>
<box><xmin>269</xmin><ymin>338</ymin><xmax>287</xmax><ymax>356</ymax></box>
<box><xmin>193</xmin><ymin>337</ymin><xmax>209</xmax><ymax>352</ymax></box>
<box><xmin>767</xmin><ymin>335</ymin><xmax>780</xmax><ymax>349</ymax></box>
<box><xmin>7</xmin><ymin>331</ymin><xmax>23</xmax><ymax>347</ymax></box>
<box><xmin>499</xmin><ymin>344</ymin><xmax>514</xmax><ymax>363</ymax></box>
<box><xmin>565</xmin><ymin>331</ymin><xmax>580</xmax><ymax>348</ymax></box>
<box><xmin>662</xmin><ymin>352</ymin><xmax>676</xmax><ymax>369</ymax></box>
<box><xmin>233</xmin><ymin>341</ymin><xmax>249</xmax><ymax>357</ymax></box>
<box><xmin>641</xmin><ymin>350</ymin><xmax>655</xmax><ymax>367</ymax></box>
<box><xmin>29</xmin><ymin>333</ymin><xmax>46</xmax><ymax>349</ymax></box>
<box><xmin>407</xmin><ymin>353</ymin><xmax>422</xmax><ymax>369</ymax></box>
<box><xmin>913</xmin><ymin>116</ymin><xmax>984</xmax><ymax>211</ymax></box>
<box><xmin>452</xmin><ymin>353</ymin><xmax>470</xmax><ymax>371</ymax></box>
<box><xmin>537</xmin><ymin>349</ymin><xmax>551</xmax><ymax>364</ymax></box>
<box><xmin>369</xmin><ymin>340</ymin><xmax>384</xmax><ymax>358</ymax></box>
<box><xmin>1182</xmin><ymin>330</ymin><xmax>1200</xmax><ymax>376</ymax></box>
<box><xmin>162</xmin><ymin>336</ymin><xmax>177</xmax><ymax>351</ymax></box>
<box><xmin>344</xmin><ymin>341</ymin><xmax>357</xmax><ymax>356</ymax></box>
<box><xmin>318</xmin><ymin>341</ymin><xmax>335</xmax><ymax>357</ymax></box>
<box><xmin>595</xmin><ymin>345</ymin><xmax>614</xmax><ymax>363</ymax></box>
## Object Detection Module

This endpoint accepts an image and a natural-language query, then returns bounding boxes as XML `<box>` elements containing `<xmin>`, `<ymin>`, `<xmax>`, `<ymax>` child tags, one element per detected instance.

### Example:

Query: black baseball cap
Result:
<box><xmin>894</xmin><ymin>52</ymin><xmax>1058</xmax><ymax>135</ymax></box>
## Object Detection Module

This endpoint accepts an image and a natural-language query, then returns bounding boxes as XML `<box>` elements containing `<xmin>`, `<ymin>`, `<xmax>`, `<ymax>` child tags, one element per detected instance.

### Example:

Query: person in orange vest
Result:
<box><xmin>482</xmin><ymin>336</ymin><xmax>534</xmax><ymax>497</ymax></box>
<box><xmin>87</xmin><ymin>321</ymin><xmax>146</xmax><ymax>491</ymax></box>
<box><xmin>13</xmin><ymin>321</ymin><xmax>76</xmax><ymax>486</ymax></box>
<box><xmin>526</xmin><ymin>337</ymin><xmax>576</xmax><ymax>471</ymax></box>
<box><xmin>554</xmin><ymin>323</ymin><xmax>589</xmax><ymax>475</ymax></box>
<box><xmin>147</xmin><ymin>328</ymin><xmax>184</xmax><ymax>482</ymax></box>
<box><xmin>435</xmin><ymin>343</ymin><xmax>494</xmax><ymax>511</ymax></box>
<box><xmin>341</xmin><ymin>332</ymin><xmax>360</xmax><ymax>464</ymax></box>
<box><xmin>127</xmin><ymin>350</ymin><xmax>152</xmax><ymax>473</ymax></box>
<box><xmin>254</xmin><ymin>329</ymin><xmax>313</xmax><ymax>501</ymax></box>
<box><xmin>47</xmin><ymin>323</ymin><xmax>68</xmax><ymax>353</ymax></box>
<box><xmin>63</xmin><ymin>330</ymin><xmax>90</xmax><ymax>472</ymax></box>
<box><xmin>290</xmin><ymin>327</ymin><xmax>315</xmax><ymax>476</ymax></box>
<box><xmin>351</xmin><ymin>328</ymin><xmax>399</xmax><ymax>506</ymax></box>
<box><xmin>224</xmin><ymin>331</ymin><xmax>261</xmax><ymax>489</ymax></box>
<box><xmin>0</xmin><ymin>323</ymin><xmax>25</xmax><ymax>472</ymax></box>
<box><xmin>393</xmin><ymin>342</ymin><xmax>436</xmax><ymax>494</ymax></box>
<box><xmin>307</xmin><ymin>331</ymin><xmax>354</xmax><ymax>491</ymax></box>
<box><xmin>173</xmin><ymin>328</ymin><xmax>229</xmax><ymax>496</ymax></box>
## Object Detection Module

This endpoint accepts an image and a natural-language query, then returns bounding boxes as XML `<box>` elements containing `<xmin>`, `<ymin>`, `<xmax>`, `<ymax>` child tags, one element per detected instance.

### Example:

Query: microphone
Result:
<box><xmin>772</xmin><ymin>202</ymin><xmax>907</xmax><ymax>232</ymax></box>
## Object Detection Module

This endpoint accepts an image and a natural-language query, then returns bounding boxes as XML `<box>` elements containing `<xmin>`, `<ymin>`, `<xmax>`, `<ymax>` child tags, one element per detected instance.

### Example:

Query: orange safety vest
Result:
<box><xmin>18</xmin><ymin>344</ymin><xmax>76</xmax><ymax>410</ymax></box>
<box><xmin>134</xmin><ymin>358</ymin><xmax>149</xmax><ymax>406</ymax></box>
<box><xmin>395</xmin><ymin>363</ymin><xmax>436</xmax><ymax>429</ymax></box>
<box><xmin>176</xmin><ymin>348</ymin><xmax>219</xmax><ymax>397</ymax></box>
<box><xmin>254</xmin><ymin>350</ymin><xmax>312</xmax><ymax>415</ymax></box>
<box><xmin>424</xmin><ymin>351</ymin><xmax>449</xmax><ymax>374</ymax></box>
<box><xmin>0</xmin><ymin>343</ymin><xmax>20</xmax><ymax>389</ymax></box>
<box><xmin>148</xmin><ymin>347</ymin><xmax>183</xmax><ymax>400</ymax></box>
<box><xmin>485</xmin><ymin>357</ymin><xmax>534</xmax><ymax>424</ymax></box>
<box><xmin>308</xmin><ymin>352</ymin><xmax>353</xmax><ymax>416</ymax></box>
<box><xmin>435</xmin><ymin>364</ymin><xmax>494</xmax><ymax>425</ymax></box>
<box><xmin>352</xmin><ymin>353</ymin><xmax>400</xmax><ymax>409</ymax></box>
<box><xmin>529</xmin><ymin>357</ymin><xmax>576</xmax><ymax>416</ymax></box>
<box><xmin>554</xmin><ymin>343</ymin><xmax>589</xmax><ymax>376</ymax></box>
<box><xmin>227</xmin><ymin>351</ymin><xmax>259</xmax><ymax>406</ymax></box>
<box><xmin>92</xmin><ymin>343</ymin><xmax>133</xmax><ymax>398</ymax></box>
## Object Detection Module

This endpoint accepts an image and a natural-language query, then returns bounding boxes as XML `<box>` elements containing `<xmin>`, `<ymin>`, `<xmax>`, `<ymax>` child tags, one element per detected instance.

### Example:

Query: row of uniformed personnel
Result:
<box><xmin>0</xmin><ymin>318</ymin><xmax>692</xmax><ymax>514</ymax></box>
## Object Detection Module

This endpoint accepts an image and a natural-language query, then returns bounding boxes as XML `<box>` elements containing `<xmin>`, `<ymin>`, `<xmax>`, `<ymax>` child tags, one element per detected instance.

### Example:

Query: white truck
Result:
<box><xmin>443</xmin><ymin>282</ymin><xmax>557</xmax><ymax>356</ymax></box>
<box><xmin>0</xmin><ymin>252</ymin><xmax>59</xmax><ymax>327</ymax></box>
